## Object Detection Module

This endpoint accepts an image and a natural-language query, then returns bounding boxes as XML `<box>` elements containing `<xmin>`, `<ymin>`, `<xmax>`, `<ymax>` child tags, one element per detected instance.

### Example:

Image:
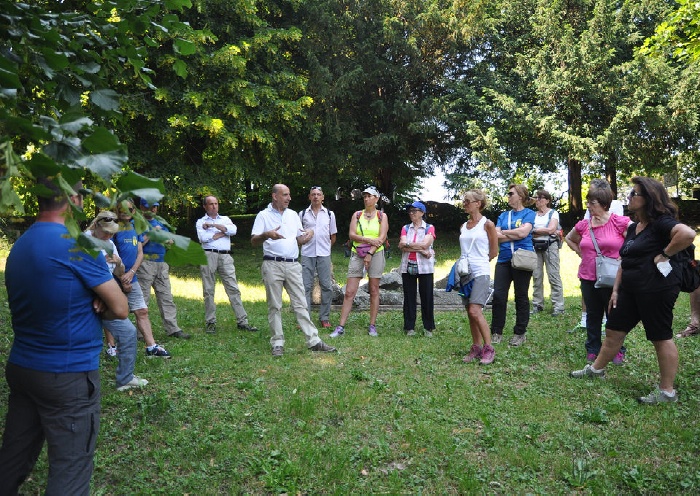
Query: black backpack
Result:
<box><xmin>675</xmin><ymin>244</ymin><xmax>700</xmax><ymax>293</ymax></box>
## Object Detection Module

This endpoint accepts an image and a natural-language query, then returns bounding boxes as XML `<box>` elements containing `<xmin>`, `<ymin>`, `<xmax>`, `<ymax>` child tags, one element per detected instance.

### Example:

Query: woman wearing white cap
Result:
<box><xmin>398</xmin><ymin>201</ymin><xmax>436</xmax><ymax>337</ymax></box>
<box><xmin>331</xmin><ymin>186</ymin><xmax>389</xmax><ymax>337</ymax></box>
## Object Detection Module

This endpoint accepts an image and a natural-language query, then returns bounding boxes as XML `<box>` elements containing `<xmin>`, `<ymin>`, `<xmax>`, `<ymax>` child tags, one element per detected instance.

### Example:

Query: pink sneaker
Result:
<box><xmin>612</xmin><ymin>351</ymin><xmax>625</xmax><ymax>365</ymax></box>
<box><xmin>463</xmin><ymin>344</ymin><xmax>483</xmax><ymax>363</ymax></box>
<box><xmin>586</xmin><ymin>353</ymin><xmax>597</xmax><ymax>363</ymax></box>
<box><xmin>480</xmin><ymin>345</ymin><xmax>495</xmax><ymax>365</ymax></box>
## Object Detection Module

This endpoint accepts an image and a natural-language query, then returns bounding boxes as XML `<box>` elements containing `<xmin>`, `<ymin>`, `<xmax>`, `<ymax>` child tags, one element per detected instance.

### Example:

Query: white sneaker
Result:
<box><xmin>117</xmin><ymin>376</ymin><xmax>149</xmax><ymax>391</ymax></box>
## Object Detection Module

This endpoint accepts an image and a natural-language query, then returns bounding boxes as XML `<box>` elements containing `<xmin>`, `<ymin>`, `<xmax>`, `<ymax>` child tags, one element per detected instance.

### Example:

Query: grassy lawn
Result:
<box><xmin>1</xmin><ymin>237</ymin><xmax>700</xmax><ymax>494</ymax></box>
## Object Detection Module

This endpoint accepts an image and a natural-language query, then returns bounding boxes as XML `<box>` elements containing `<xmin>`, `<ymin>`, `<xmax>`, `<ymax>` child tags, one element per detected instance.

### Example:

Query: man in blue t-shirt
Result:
<box><xmin>113</xmin><ymin>200</ymin><xmax>172</xmax><ymax>357</ymax></box>
<box><xmin>0</xmin><ymin>178</ymin><xmax>128</xmax><ymax>495</ymax></box>
<box><xmin>137</xmin><ymin>199</ymin><xmax>190</xmax><ymax>339</ymax></box>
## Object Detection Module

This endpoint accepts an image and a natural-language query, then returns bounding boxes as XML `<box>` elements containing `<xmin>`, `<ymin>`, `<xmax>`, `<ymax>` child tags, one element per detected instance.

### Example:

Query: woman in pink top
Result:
<box><xmin>565</xmin><ymin>179</ymin><xmax>631</xmax><ymax>364</ymax></box>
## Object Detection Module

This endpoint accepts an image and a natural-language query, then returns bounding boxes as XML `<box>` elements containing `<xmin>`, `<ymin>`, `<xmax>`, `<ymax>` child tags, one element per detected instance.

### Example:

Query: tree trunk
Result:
<box><xmin>568</xmin><ymin>157</ymin><xmax>583</xmax><ymax>218</ymax></box>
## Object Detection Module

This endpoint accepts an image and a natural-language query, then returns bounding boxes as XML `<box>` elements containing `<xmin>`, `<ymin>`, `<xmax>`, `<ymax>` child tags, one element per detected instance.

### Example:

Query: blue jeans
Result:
<box><xmin>102</xmin><ymin>318</ymin><xmax>137</xmax><ymax>388</ymax></box>
<box><xmin>0</xmin><ymin>364</ymin><xmax>100</xmax><ymax>496</ymax></box>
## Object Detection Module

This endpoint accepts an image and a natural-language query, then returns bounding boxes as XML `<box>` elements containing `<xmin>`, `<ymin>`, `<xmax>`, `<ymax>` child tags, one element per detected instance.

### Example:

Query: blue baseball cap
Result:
<box><xmin>140</xmin><ymin>198</ymin><xmax>159</xmax><ymax>208</ymax></box>
<box><xmin>408</xmin><ymin>201</ymin><xmax>426</xmax><ymax>213</ymax></box>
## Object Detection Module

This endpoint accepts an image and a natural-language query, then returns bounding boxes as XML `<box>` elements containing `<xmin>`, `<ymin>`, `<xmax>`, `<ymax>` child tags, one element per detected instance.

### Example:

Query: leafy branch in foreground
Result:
<box><xmin>0</xmin><ymin>0</ymin><xmax>206</xmax><ymax>264</ymax></box>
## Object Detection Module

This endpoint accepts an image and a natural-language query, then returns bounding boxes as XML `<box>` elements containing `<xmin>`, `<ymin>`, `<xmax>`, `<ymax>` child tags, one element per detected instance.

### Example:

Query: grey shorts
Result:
<box><xmin>466</xmin><ymin>275</ymin><xmax>492</xmax><ymax>307</ymax></box>
<box><xmin>347</xmin><ymin>250</ymin><xmax>386</xmax><ymax>279</ymax></box>
<box><xmin>126</xmin><ymin>280</ymin><xmax>148</xmax><ymax>312</ymax></box>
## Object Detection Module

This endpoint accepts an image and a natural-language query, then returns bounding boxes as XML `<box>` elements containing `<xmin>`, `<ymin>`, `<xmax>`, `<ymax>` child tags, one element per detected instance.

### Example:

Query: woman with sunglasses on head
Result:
<box><xmin>86</xmin><ymin>211</ymin><xmax>149</xmax><ymax>391</ymax></box>
<box><xmin>398</xmin><ymin>201</ymin><xmax>436</xmax><ymax>337</ymax></box>
<box><xmin>460</xmin><ymin>190</ymin><xmax>499</xmax><ymax>364</ymax></box>
<box><xmin>571</xmin><ymin>177</ymin><xmax>696</xmax><ymax>404</ymax></box>
<box><xmin>565</xmin><ymin>179</ymin><xmax>632</xmax><ymax>364</ymax></box>
<box><xmin>331</xmin><ymin>186</ymin><xmax>389</xmax><ymax>337</ymax></box>
<box><xmin>491</xmin><ymin>184</ymin><xmax>536</xmax><ymax>347</ymax></box>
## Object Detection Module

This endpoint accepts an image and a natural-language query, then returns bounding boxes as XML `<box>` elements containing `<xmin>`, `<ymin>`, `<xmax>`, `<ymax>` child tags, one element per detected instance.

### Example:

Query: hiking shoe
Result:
<box><xmin>117</xmin><ymin>376</ymin><xmax>149</xmax><ymax>391</ymax></box>
<box><xmin>491</xmin><ymin>333</ymin><xmax>502</xmax><ymax>344</ymax></box>
<box><xmin>424</xmin><ymin>330</ymin><xmax>433</xmax><ymax>338</ymax></box>
<box><xmin>570</xmin><ymin>364</ymin><xmax>605</xmax><ymax>379</ymax></box>
<box><xmin>551</xmin><ymin>309</ymin><xmax>565</xmax><ymax>317</ymax></box>
<box><xmin>272</xmin><ymin>346</ymin><xmax>284</xmax><ymax>357</ymax></box>
<box><xmin>320</xmin><ymin>320</ymin><xmax>332</xmax><ymax>328</ymax></box>
<box><xmin>368</xmin><ymin>324</ymin><xmax>378</xmax><ymax>337</ymax></box>
<box><xmin>405</xmin><ymin>329</ymin><xmax>416</xmax><ymax>336</ymax></box>
<box><xmin>637</xmin><ymin>387</ymin><xmax>678</xmax><ymax>404</ymax></box>
<box><xmin>463</xmin><ymin>344</ymin><xmax>483</xmax><ymax>363</ymax></box>
<box><xmin>509</xmin><ymin>334</ymin><xmax>527</xmax><ymax>347</ymax></box>
<box><xmin>330</xmin><ymin>325</ymin><xmax>344</xmax><ymax>338</ymax></box>
<box><xmin>169</xmin><ymin>331</ymin><xmax>191</xmax><ymax>339</ymax></box>
<box><xmin>586</xmin><ymin>353</ymin><xmax>597</xmax><ymax>363</ymax></box>
<box><xmin>237</xmin><ymin>323</ymin><xmax>258</xmax><ymax>332</ymax></box>
<box><xmin>480</xmin><ymin>345</ymin><xmax>496</xmax><ymax>365</ymax></box>
<box><xmin>676</xmin><ymin>324</ymin><xmax>699</xmax><ymax>338</ymax></box>
<box><xmin>530</xmin><ymin>305</ymin><xmax>543</xmax><ymax>315</ymax></box>
<box><xmin>106</xmin><ymin>344</ymin><xmax>117</xmax><ymax>358</ymax></box>
<box><xmin>309</xmin><ymin>341</ymin><xmax>337</xmax><ymax>352</ymax></box>
<box><xmin>612</xmin><ymin>351</ymin><xmax>625</xmax><ymax>365</ymax></box>
<box><xmin>146</xmin><ymin>344</ymin><xmax>171</xmax><ymax>359</ymax></box>
<box><xmin>205</xmin><ymin>322</ymin><xmax>216</xmax><ymax>334</ymax></box>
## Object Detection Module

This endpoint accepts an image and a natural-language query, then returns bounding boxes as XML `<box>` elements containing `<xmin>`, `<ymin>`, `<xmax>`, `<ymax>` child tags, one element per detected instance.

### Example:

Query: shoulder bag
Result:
<box><xmin>508</xmin><ymin>211</ymin><xmax>537</xmax><ymax>271</ymax></box>
<box><xmin>589</xmin><ymin>222</ymin><xmax>620</xmax><ymax>288</ymax></box>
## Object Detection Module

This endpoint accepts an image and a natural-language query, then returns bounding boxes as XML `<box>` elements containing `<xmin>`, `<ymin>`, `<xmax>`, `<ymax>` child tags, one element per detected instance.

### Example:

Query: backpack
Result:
<box><xmin>675</xmin><ymin>244</ymin><xmax>700</xmax><ymax>293</ymax></box>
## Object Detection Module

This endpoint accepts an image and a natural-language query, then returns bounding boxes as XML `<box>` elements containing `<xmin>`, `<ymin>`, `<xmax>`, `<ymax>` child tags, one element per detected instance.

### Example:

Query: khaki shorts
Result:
<box><xmin>348</xmin><ymin>250</ymin><xmax>386</xmax><ymax>279</ymax></box>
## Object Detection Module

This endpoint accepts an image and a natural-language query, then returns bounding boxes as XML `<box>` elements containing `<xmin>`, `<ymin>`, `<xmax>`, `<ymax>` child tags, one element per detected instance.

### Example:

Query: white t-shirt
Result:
<box><xmin>533</xmin><ymin>209</ymin><xmax>560</xmax><ymax>240</ymax></box>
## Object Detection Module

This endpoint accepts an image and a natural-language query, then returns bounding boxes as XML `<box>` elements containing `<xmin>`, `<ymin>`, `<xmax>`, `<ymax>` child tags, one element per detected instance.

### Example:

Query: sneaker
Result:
<box><xmin>586</xmin><ymin>353</ymin><xmax>597</xmax><ymax>363</ymax></box>
<box><xmin>612</xmin><ymin>351</ymin><xmax>625</xmax><ymax>365</ymax></box>
<box><xmin>320</xmin><ymin>320</ymin><xmax>332</xmax><ymax>328</ymax></box>
<box><xmin>330</xmin><ymin>325</ymin><xmax>344</xmax><ymax>338</ymax></box>
<box><xmin>509</xmin><ymin>334</ymin><xmax>526</xmax><ymax>347</ymax></box>
<box><xmin>637</xmin><ymin>387</ymin><xmax>678</xmax><ymax>404</ymax></box>
<box><xmin>491</xmin><ymin>333</ymin><xmax>502</xmax><ymax>344</ymax></box>
<box><xmin>169</xmin><ymin>331</ymin><xmax>191</xmax><ymax>339</ymax></box>
<box><xmin>405</xmin><ymin>329</ymin><xmax>416</xmax><ymax>336</ymax></box>
<box><xmin>106</xmin><ymin>345</ymin><xmax>117</xmax><ymax>358</ymax></box>
<box><xmin>368</xmin><ymin>324</ymin><xmax>378</xmax><ymax>337</ymax></box>
<box><xmin>237</xmin><ymin>323</ymin><xmax>258</xmax><ymax>332</ymax></box>
<box><xmin>480</xmin><ymin>345</ymin><xmax>496</xmax><ymax>365</ymax></box>
<box><xmin>424</xmin><ymin>330</ymin><xmax>433</xmax><ymax>338</ymax></box>
<box><xmin>272</xmin><ymin>346</ymin><xmax>284</xmax><ymax>357</ymax></box>
<box><xmin>463</xmin><ymin>344</ymin><xmax>483</xmax><ymax>363</ymax></box>
<box><xmin>309</xmin><ymin>341</ymin><xmax>337</xmax><ymax>352</ymax></box>
<box><xmin>551</xmin><ymin>309</ymin><xmax>565</xmax><ymax>317</ymax></box>
<box><xmin>146</xmin><ymin>344</ymin><xmax>171</xmax><ymax>359</ymax></box>
<box><xmin>676</xmin><ymin>324</ymin><xmax>699</xmax><ymax>338</ymax></box>
<box><xmin>530</xmin><ymin>305</ymin><xmax>543</xmax><ymax>315</ymax></box>
<box><xmin>117</xmin><ymin>375</ymin><xmax>149</xmax><ymax>391</ymax></box>
<box><xmin>205</xmin><ymin>322</ymin><xmax>216</xmax><ymax>334</ymax></box>
<box><xmin>570</xmin><ymin>364</ymin><xmax>605</xmax><ymax>379</ymax></box>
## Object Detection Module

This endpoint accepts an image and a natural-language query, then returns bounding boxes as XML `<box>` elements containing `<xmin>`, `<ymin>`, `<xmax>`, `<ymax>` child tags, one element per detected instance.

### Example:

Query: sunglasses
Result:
<box><xmin>98</xmin><ymin>217</ymin><xmax>117</xmax><ymax>224</ymax></box>
<box><xmin>310</xmin><ymin>186</ymin><xmax>323</xmax><ymax>192</ymax></box>
<box><xmin>628</xmin><ymin>190</ymin><xmax>642</xmax><ymax>198</ymax></box>
<box><xmin>507</xmin><ymin>192</ymin><xmax>516</xmax><ymax>197</ymax></box>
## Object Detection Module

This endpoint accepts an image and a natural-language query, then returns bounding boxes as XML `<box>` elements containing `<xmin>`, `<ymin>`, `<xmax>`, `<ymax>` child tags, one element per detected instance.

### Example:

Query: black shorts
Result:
<box><xmin>606</xmin><ymin>287</ymin><xmax>680</xmax><ymax>341</ymax></box>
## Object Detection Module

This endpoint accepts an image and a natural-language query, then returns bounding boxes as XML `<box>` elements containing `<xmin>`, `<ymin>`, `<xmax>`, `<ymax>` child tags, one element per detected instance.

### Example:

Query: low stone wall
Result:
<box><xmin>310</xmin><ymin>268</ymin><xmax>466</xmax><ymax>310</ymax></box>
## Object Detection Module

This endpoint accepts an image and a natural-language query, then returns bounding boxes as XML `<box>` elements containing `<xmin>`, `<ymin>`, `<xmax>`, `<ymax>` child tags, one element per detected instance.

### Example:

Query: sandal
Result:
<box><xmin>676</xmin><ymin>324</ymin><xmax>700</xmax><ymax>338</ymax></box>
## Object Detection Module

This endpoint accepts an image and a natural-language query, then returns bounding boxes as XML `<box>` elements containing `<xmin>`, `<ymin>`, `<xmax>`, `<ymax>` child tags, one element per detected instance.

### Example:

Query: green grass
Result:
<box><xmin>1</xmin><ymin>238</ymin><xmax>700</xmax><ymax>494</ymax></box>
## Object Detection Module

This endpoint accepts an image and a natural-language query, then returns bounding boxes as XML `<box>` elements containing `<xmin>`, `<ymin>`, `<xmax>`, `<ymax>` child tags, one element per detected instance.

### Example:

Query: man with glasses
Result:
<box><xmin>299</xmin><ymin>186</ymin><xmax>338</xmax><ymax>328</ymax></box>
<box><xmin>197</xmin><ymin>195</ymin><xmax>257</xmax><ymax>334</ymax></box>
<box><xmin>137</xmin><ymin>198</ymin><xmax>190</xmax><ymax>339</ymax></box>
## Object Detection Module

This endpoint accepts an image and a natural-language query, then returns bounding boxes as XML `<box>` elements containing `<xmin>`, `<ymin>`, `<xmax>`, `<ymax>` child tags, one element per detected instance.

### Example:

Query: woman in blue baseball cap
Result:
<box><xmin>399</xmin><ymin>201</ymin><xmax>436</xmax><ymax>337</ymax></box>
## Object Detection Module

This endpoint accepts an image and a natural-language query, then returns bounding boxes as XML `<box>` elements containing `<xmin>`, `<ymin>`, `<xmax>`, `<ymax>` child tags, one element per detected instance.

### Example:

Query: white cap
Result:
<box><xmin>362</xmin><ymin>186</ymin><xmax>380</xmax><ymax>197</ymax></box>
